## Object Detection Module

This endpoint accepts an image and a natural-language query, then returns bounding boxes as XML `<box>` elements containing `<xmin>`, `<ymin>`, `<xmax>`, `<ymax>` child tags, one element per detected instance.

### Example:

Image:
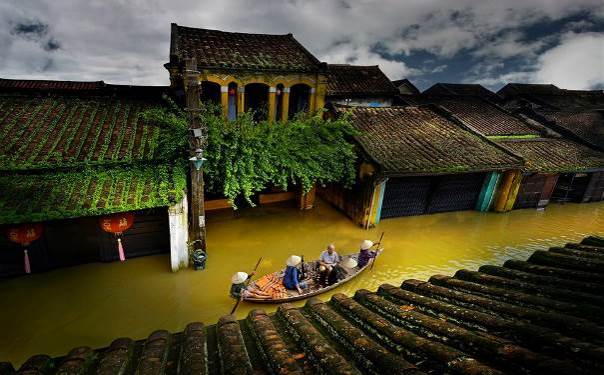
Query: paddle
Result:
<box><xmin>370</xmin><ymin>232</ymin><xmax>385</xmax><ymax>271</ymax></box>
<box><xmin>300</xmin><ymin>255</ymin><xmax>307</xmax><ymax>280</ymax></box>
<box><xmin>230</xmin><ymin>256</ymin><xmax>263</xmax><ymax>315</ymax></box>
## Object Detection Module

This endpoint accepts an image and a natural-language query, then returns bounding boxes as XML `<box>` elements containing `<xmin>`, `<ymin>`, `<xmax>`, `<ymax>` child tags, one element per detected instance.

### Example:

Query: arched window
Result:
<box><xmin>244</xmin><ymin>83</ymin><xmax>269</xmax><ymax>122</ymax></box>
<box><xmin>227</xmin><ymin>82</ymin><xmax>238</xmax><ymax>121</ymax></box>
<box><xmin>275</xmin><ymin>83</ymin><xmax>284</xmax><ymax>121</ymax></box>
<box><xmin>200</xmin><ymin>81</ymin><xmax>221</xmax><ymax>106</ymax></box>
<box><xmin>289</xmin><ymin>84</ymin><xmax>311</xmax><ymax>119</ymax></box>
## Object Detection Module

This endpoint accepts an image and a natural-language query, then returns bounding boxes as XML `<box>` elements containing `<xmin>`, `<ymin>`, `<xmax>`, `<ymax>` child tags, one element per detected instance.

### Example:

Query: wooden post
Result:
<box><xmin>184</xmin><ymin>58</ymin><xmax>207</xmax><ymax>258</ymax></box>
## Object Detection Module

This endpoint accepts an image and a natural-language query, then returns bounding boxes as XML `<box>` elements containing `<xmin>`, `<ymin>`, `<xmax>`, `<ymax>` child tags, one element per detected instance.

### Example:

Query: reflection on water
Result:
<box><xmin>1</xmin><ymin>199</ymin><xmax>603</xmax><ymax>366</ymax></box>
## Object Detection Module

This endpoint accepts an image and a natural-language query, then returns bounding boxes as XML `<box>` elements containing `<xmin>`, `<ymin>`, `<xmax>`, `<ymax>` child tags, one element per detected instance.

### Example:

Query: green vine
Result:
<box><xmin>141</xmin><ymin>101</ymin><xmax>358</xmax><ymax>208</ymax></box>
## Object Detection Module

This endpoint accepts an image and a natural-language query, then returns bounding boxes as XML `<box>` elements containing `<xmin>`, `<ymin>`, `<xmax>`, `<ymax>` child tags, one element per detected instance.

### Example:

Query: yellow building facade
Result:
<box><xmin>166</xmin><ymin>23</ymin><xmax>327</xmax><ymax>121</ymax></box>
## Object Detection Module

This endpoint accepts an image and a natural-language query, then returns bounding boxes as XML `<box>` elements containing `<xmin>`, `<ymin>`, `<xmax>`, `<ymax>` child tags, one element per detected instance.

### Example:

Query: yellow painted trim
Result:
<box><xmin>494</xmin><ymin>171</ymin><xmax>514</xmax><ymax>212</ymax></box>
<box><xmin>238</xmin><ymin>90</ymin><xmax>245</xmax><ymax>114</ymax></box>
<box><xmin>268</xmin><ymin>90</ymin><xmax>276</xmax><ymax>122</ymax></box>
<box><xmin>282</xmin><ymin>92</ymin><xmax>290</xmax><ymax>121</ymax></box>
<box><xmin>504</xmin><ymin>172</ymin><xmax>523</xmax><ymax>211</ymax></box>
<box><xmin>494</xmin><ymin>170</ymin><xmax>522</xmax><ymax>212</ymax></box>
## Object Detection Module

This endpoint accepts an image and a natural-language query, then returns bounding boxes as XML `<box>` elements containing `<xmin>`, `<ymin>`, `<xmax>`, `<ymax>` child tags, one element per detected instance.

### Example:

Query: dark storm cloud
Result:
<box><xmin>0</xmin><ymin>0</ymin><xmax>602</xmax><ymax>89</ymax></box>
<box><xmin>43</xmin><ymin>38</ymin><xmax>60</xmax><ymax>51</ymax></box>
<box><xmin>11</xmin><ymin>19</ymin><xmax>48</xmax><ymax>39</ymax></box>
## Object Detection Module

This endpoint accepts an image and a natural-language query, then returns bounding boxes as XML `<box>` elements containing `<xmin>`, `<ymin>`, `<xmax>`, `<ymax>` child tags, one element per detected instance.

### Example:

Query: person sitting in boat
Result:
<box><xmin>230</xmin><ymin>271</ymin><xmax>271</xmax><ymax>300</ymax></box>
<box><xmin>357</xmin><ymin>240</ymin><xmax>377</xmax><ymax>268</ymax></box>
<box><xmin>283</xmin><ymin>255</ymin><xmax>308</xmax><ymax>294</ymax></box>
<box><xmin>318</xmin><ymin>244</ymin><xmax>340</xmax><ymax>286</ymax></box>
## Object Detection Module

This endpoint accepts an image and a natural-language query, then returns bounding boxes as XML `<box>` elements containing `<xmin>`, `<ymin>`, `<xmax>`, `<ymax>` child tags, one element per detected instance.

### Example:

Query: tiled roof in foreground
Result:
<box><xmin>345</xmin><ymin>105</ymin><xmax>522</xmax><ymax>176</ymax></box>
<box><xmin>4</xmin><ymin>235</ymin><xmax>604</xmax><ymax>374</ymax></box>
<box><xmin>0</xmin><ymin>237</ymin><xmax>604</xmax><ymax>375</ymax></box>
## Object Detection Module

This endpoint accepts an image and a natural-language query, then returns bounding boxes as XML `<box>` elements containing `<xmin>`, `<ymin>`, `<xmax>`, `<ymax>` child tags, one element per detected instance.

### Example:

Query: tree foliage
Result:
<box><xmin>142</xmin><ymin>101</ymin><xmax>359</xmax><ymax>207</ymax></box>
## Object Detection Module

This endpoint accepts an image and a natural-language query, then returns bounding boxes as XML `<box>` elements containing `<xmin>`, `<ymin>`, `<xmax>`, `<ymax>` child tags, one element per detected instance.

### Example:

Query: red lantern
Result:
<box><xmin>228</xmin><ymin>88</ymin><xmax>236</xmax><ymax>96</ymax></box>
<box><xmin>6</xmin><ymin>223</ymin><xmax>44</xmax><ymax>274</ymax></box>
<box><xmin>99</xmin><ymin>213</ymin><xmax>134</xmax><ymax>262</ymax></box>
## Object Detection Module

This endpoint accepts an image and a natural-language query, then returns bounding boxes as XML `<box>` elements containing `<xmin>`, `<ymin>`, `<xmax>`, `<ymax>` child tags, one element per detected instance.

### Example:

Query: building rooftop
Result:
<box><xmin>341</xmin><ymin>105</ymin><xmax>522</xmax><ymax>176</ymax></box>
<box><xmin>498</xmin><ymin>83</ymin><xmax>604</xmax><ymax>110</ymax></box>
<box><xmin>537</xmin><ymin>110</ymin><xmax>604</xmax><ymax>151</ymax></box>
<box><xmin>423</xmin><ymin>83</ymin><xmax>502</xmax><ymax>103</ymax></box>
<box><xmin>392</xmin><ymin>78</ymin><xmax>420</xmax><ymax>95</ymax></box>
<box><xmin>326</xmin><ymin>65</ymin><xmax>398</xmax><ymax>97</ymax></box>
<box><xmin>498</xmin><ymin>138</ymin><xmax>604</xmax><ymax>173</ymax></box>
<box><xmin>427</xmin><ymin>96</ymin><xmax>540</xmax><ymax>136</ymax></box>
<box><xmin>168</xmin><ymin>23</ymin><xmax>323</xmax><ymax>72</ymax></box>
<box><xmin>0</xmin><ymin>80</ymin><xmax>185</xmax><ymax>224</ymax></box>
<box><xmin>4</xmin><ymin>235</ymin><xmax>604</xmax><ymax>374</ymax></box>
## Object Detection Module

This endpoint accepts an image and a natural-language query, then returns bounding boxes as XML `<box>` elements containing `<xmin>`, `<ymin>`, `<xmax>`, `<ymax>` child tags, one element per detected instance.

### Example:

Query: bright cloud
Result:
<box><xmin>533</xmin><ymin>32</ymin><xmax>604</xmax><ymax>89</ymax></box>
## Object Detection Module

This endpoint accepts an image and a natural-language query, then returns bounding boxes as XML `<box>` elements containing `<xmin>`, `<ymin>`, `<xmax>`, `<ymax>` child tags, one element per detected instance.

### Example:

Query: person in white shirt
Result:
<box><xmin>318</xmin><ymin>244</ymin><xmax>340</xmax><ymax>286</ymax></box>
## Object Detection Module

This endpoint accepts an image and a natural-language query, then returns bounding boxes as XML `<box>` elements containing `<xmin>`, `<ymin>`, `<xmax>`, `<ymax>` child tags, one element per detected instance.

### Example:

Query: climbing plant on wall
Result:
<box><xmin>142</xmin><ymin>101</ymin><xmax>358</xmax><ymax>207</ymax></box>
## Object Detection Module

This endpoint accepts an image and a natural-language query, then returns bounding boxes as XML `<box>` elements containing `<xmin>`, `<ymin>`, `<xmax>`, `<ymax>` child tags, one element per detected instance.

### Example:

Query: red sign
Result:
<box><xmin>6</xmin><ymin>223</ymin><xmax>44</xmax><ymax>246</ymax></box>
<box><xmin>99</xmin><ymin>212</ymin><xmax>134</xmax><ymax>234</ymax></box>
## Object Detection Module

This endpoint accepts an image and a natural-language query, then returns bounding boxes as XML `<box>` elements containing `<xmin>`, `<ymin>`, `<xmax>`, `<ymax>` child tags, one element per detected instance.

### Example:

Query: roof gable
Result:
<box><xmin>326</xmin><ymin>64</ymin><xmax>398</xmax><ymax>97</ymax></box>
<box><xmin>170</xmin><ymin>23</ymin><xmax>322</xmax><ymax>72</ymax></box>
<box><xmin>392</xmin><ymin>78</ymin><xmax>420</xmax><ymax>95</ymax></box>
<box><xmin>423</xmin><ymin>83</ymin><xmax>501</xmax><ymax>102</ymax></box>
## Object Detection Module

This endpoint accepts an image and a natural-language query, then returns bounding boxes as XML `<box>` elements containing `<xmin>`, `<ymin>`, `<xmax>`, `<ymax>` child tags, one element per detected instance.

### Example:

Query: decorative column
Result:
<box><xmin>184</xmin><ymin>58</ymin><xmax>208</xmax><ymax>262</ymax></box>
<box><xmin>169</xmin><ymin>194</ymin><xmax>189</xmax><ymax>272</ymax></box>
<box><xmin>220</xmin><ymin>85</ymin><xmax>229</xmax><ymax>119</ymax></box>
<box><xmin>268</xmin><ymin>86</ymin><xmax>277</xmax><ymax>121</ymax></box>
<box><xmin>314</xmin><ymin>74</ymin><xmax>328</xmax><ymax>111</ymax></box>
<box><xmin>476</xmin><ymin>172</ymin><xmax>501</xmax><ymax>212</ymax></box>
<box><xmin>281</xmin><ymin>87</ymin><xmax>290</xmax><ymax>121</ymax></box>
<box><xmin>309</xmin><ymin>87</ymin><xmax>316</xmax><ymax>112</ymax></box>
<box><xmin>237</xmin><ymin>86</ymin><xmax>245</xmax><ymax>114</ymax></box>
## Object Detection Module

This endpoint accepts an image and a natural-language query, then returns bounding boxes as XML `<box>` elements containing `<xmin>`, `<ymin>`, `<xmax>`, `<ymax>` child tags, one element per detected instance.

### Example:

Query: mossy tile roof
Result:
<box><xmin>6</xmin><ymin>236</ymin><xmax>604</xmax><ymax>374</ymax></box>
<box><xmin>345</xmin><ymin>106</ymin><xmax>522</xmax><ymax>176</ymax></box>
<box><xmin>498</xmin><ymin>138</ymin><xmax>604</xmax><ymax>173</ymax></box>
<box><xmin>170</xmin><ymin>24</ymin><xmax>322</xmax><ymax>72</ymax></box>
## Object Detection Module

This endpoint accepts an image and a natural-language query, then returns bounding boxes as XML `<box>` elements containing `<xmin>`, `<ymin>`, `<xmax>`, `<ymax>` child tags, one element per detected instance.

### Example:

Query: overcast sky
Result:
<box><xmin>1</xmin><ymin>0</ymin><xmax>603</xmax><ymax>91</ymax></box>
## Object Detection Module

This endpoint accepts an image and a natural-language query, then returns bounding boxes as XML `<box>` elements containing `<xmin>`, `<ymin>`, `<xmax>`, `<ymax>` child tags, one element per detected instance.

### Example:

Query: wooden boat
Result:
<box><xmin>243</xmin><ymin>251</ymin><xmax>381</xmax><ymax>303</ymax></box>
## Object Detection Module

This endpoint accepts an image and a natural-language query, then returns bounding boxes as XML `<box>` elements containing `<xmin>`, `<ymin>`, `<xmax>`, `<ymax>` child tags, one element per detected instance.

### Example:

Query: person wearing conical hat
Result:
<box><xmin>283</xmin><ymin>255</ymin><xmax>308</xmax><ymax>294</ymax></box>
<box><xmin>229</xmin><ymin>271</ymin><xmax>271</xmax><ymax>300</ymax></box>
<box><xmin>357</xmin><ymin>239</ymin><xmax>378</xmax><ymax>268</ymax></box>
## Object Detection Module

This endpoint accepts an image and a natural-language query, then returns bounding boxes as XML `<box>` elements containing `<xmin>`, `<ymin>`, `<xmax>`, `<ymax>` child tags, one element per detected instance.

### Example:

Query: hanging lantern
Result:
<box><xmin>6</xmin><ymin>223</ymin><xmax>44</xmax><ymax>274</ymax></box>
<box><xmin>99</xmin><ymin>212</ymin><xmax>134</xmax><ymax>262</ymax></box>
<box><xmin>228</xmin><ymin>88</ymin><xmax>236</xmax><ymax>96</ymax></box>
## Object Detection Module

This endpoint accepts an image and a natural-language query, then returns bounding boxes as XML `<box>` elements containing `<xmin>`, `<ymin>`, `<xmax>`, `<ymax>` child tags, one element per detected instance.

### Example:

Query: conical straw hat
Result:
<box><xmin>286</xmin><ymin>255</ymin><xmax>302</xmax><ymax>267</ymax></box>
<box><xmin>231</xmin><ymin>272</ymin><xmax>248</xmax><ymax>284</ymax></box>
<box><xmin>360</xmin><ymin>240</ymin><xmax>373</xmax><ymax>250</ymax></box>
<box><xmin>341</xmin><ymin>257</ymin><xmax>358</xmax><ymax>269</ymax></box>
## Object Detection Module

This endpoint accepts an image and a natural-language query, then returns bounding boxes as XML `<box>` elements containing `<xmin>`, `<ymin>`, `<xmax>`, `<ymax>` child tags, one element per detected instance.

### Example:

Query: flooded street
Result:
<box><xmin>1</xmin><ymin>199</ymin><xmax>603</xmax><ymax>366</ymax></box>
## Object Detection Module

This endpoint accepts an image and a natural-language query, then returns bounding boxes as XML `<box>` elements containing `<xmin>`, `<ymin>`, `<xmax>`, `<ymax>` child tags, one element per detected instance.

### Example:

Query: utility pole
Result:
<box><xmin>184</xmin><ymin>58</ymin><xmax>208</xmax><ymax>268</ymax></box>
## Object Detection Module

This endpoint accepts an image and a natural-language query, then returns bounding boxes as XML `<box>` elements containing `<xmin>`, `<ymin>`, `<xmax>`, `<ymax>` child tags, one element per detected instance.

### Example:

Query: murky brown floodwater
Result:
<box><xmin>1</xmin><ymin>199</ymin><xmax>603</xmax><ymax>366</ymax></box>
